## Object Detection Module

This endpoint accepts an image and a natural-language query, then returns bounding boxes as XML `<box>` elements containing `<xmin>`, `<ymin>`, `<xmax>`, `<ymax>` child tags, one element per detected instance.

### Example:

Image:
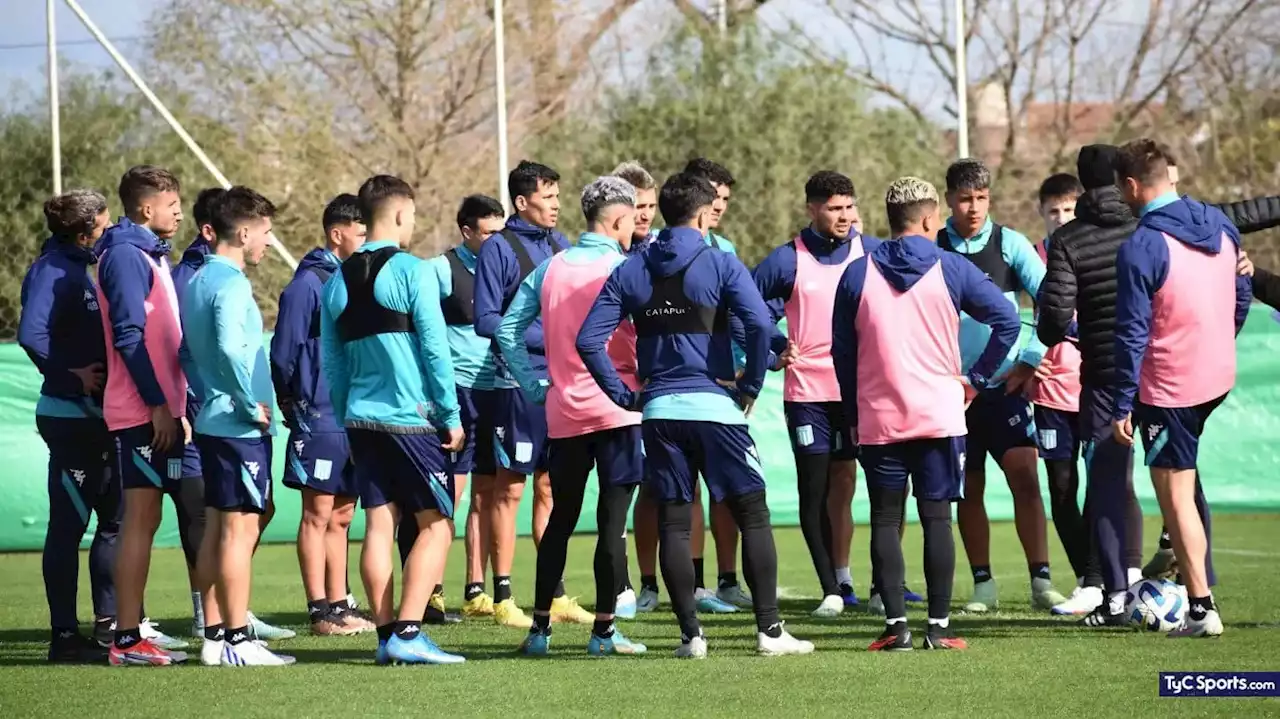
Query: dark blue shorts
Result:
<box><xmin>348</xmin><ymin>429</ymin><xmax>455</xmax><ymax>519</ymax></box>
<box><xmin>180</xmin><ymin>397</ymin><xmax>203</xmax><ymax>478</ymax></box>
<box><xmin>964</xmin><ymin>388</ymin><xmax>1036</xmax><ymax>472</ymax></box>
<box><xmin>1135</xmin><ymin>394</ymin><xmax>1226</xmax><ymax>470</ymax></box>
<box><xmin>642</xmin><ymin>420</ymin><xmax>766</xmax><ymax>504</ymax></box>
<box><xmin>113</xmin><ymin>422</ymin><xmax>183</xmax><ymax>492</ymax></box>
<box><xmin>859</xmin><ymin>436</ymin><xmax>966</xmax><ymax>502</ymax></box>
<box><xmin>547</xmin><ymin>425</ymin><xmax>644</xmax><ymax>489</ymax></box>
<box><xmin>492</xmin><ymin>387</ymin><xmax>549</xmax><ymax>475</ymax></box>
<box><xmin>784</xmin><ymin>401</ymin><xmax>857</xmax><ymax>460</ymax></box>
<box><xmin>283</xmin><ymin>431</ymin><xmax>357</xmax><ymax>498</ymax></box>
<box><xmin>454</xmin><ymin>387</ymin><xmax>497</xmax><ymax>477</ymax></box>
<box><xmin>1033</xmin><ymin>405</ymin><xmax>1080</xmax><ymax>461</ymax></box>
<box><xmin>195</xmin><ymin>434</ymin><xmax>274</xmax><ymax>513</ymax></box>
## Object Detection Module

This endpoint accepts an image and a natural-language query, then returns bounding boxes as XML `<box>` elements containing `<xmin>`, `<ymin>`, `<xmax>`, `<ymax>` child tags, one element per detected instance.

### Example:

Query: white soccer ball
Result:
<box><xmin>1125</xmin><ymin>578</ymin><xmax>1188</xmax><ymax>632</ymax></box>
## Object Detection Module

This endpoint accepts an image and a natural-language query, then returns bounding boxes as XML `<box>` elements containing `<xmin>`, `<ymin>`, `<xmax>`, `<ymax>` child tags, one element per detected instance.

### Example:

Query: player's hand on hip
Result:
<box><xmin>1004</xmin><ymin>362</ymin><xmax>1036</xmax><ymax>394</ymax></box>
<box><xmin>442</xmin><ymin>426</ymin><xmax>465</xmax><ymax>452</ymax></box>
<box><xmin>1112</xmin><ymin>415</ymin><xmax>1134</xmax><ymax>446</ymax></box>
<box><xmin>70</xmin><ymin>362</ymin><xmax>105</xmax><ymax>395</ymax></box>
<box><xmin>253</xmin><ymin>403</ymin><xmax>272</xmax><ymax>432</ymax></box>
<box><xmin>1238</xmin><ymin>251</ymin><xmax>1254</xmax><ymax>277</ymax></box>
<box><xmin>180</xmin><ymin>416</ymin><xmax>192</xmax><ymax>445</ymax></box>
<box><xmin>958</xmin><ymin>376</ymin><xmax>978</xmax><ymax>409</ymax></box>
<box><xmin>149</xmin><ymin>404</ymin><xmax>177</xmax><ymax>452</ymax></box>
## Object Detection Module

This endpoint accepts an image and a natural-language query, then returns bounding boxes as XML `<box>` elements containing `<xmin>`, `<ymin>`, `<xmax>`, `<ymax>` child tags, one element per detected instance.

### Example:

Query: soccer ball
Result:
<box><xmin>1125</xmin><ymin>579</ymin><xmax>1187</xmax><ymax>631</ymax></box>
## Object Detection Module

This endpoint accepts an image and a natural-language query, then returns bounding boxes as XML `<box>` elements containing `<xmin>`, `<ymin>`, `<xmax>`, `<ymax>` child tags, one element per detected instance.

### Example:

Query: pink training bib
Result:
<box><xmin>783</xmin><ymin>237</ymin><xmax>860</xmax><ymax>402</ymax></box>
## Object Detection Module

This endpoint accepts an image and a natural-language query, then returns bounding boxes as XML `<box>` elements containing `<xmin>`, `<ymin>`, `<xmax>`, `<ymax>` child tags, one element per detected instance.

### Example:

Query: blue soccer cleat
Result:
<box><xmin>695</xmin><ymin>588</ymin><xmax>737</xmax><ymax>614</ymax></box>
<box><xmin>904</xmin><ymin>587</ymin><xmax>925</xmax><ymax>603</ymax></box>
<box><xmin>588</xmin><ymin>629</ymin><xmax>647</xmax><ymax>656</ymax></box>
<box><xmin>840</xmin><ymin>582</ymin><xmax>860</xmax><ymax>608</ymax></box>
<box><xmin>518</xmin><ymin>629</ymin><xmax>551</xmax><ymax>657</ymax></box>
<box><xmin>375</xmin><ymin>638</ymin><xmax>390</xmax><ymax>665</ymax></box>
<box><xmin>385</xmin><ymin>634</ymin><xmax>465</xmax><ymax>665</ymax></box>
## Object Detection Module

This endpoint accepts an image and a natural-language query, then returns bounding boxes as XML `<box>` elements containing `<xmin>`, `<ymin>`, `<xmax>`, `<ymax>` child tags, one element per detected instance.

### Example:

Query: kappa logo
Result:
<box><xmin>83</xmin><ymin>289</ymin><xmax>99</xmax><ymax>312</ymax></box>
<box><xmin>136</xmin><ymin>445</ymin><xmax>153</xmax><ymax>462</ymax></box>
<box><xmin>1147</xmin><ymin>423</ymin><xmax>1164</xmax><ymax>442</ymax></box>
<box><xmin>245</xmin><ymin>461</ymin><xmax>260</xmax><ymax>479</ymax></box>
<box><xmin>229</xmin><ymin>631</ymin><xmax>247</xmax><ymax>643</ymax></box>
<box><xmin>958</xmin><ymin>452</ymin><xmax>966</xmax><ymax>471</ymax></box>
<box><xmin>495</xmin><ymin>426</ymin><xmax>506</xmax><ymax>442</ymax></box>
<box><xmin>70</xmin><ymin>469</ymin><xmax>87</xmax><ymax>487</ymax></box>
<box><xmin>293</xmin><ymin>440</ymin><xmax>305</xmax><ymax>456</ymax></box>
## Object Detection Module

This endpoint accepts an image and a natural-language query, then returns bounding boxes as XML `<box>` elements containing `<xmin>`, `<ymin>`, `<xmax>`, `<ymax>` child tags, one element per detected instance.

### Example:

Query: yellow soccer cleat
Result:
<box><xmin>462</xmin><ymin>592</ymin><xmax>495</xmax><ymax>618</ymax></box>
<box><xmin>550</xmin><ymin>596</ymin><xmax>595</xmax><ymax>625</ymax></box>
<box><xmin>493</xmin><ymin>598</ymin><xmax>534</xmax><ymax>629</ymax></box>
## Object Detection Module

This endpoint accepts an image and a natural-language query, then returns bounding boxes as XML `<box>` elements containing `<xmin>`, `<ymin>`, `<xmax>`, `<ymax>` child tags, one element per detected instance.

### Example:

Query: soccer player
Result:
<box><xmin>499</xmin><ymin>176</ymin><xmax>648</xmax><ymax>656</ymax></box>
<box><xmin>833</xmin><ymin>176</ymin><xmax>1019</xmax><ymax>651</ymax></box>
<box><xmin>1110</xmin><ymin>138</ymin><xmax>1250</xmax><ymax>637</ymax></box>
<box><xmin>271</xmin><ymin>193</ymin><xmax>374</xmax><ymax>636</ymax></box>
<box><xmin>752</xmin><ymin>171</ymin><xmax>880</xmax><ymax>617</ymax></box>
<box><xmin>940</xmin><ymin>158</ymin><xmax>1066</xmax><ymax>613</ymax></box>
<box><xmin>473</xmin><ymin>160</ymin><xmax>593</xmax><ymax>626</ymax></box>
<box><xmin>97</xmin><ymin>166</ymin><xmax>191</xmax><ymax>666</ymax></box>
<box><xmin>320</xmin><ymin>175</ymin><xmax>465</xmax><ymax>664</ymax></box>
<box><xmin>577</xmin><ymin>171</ymin><xmax>813</xmax><ymax>658</ymax></box>
<box><xmin>1027</xmin><ymin>174</ymin><xmax>1100</xmax><ymax>615</ymax></box>
<box><xmin>19</xmin><ymin>190</ymin><xmax>116</xmax><ymax>663</ymax></box>
<box><xmin>182</xmin><ymin>186</ymin><xmax>294</xmax><ymax>666</ymax></box>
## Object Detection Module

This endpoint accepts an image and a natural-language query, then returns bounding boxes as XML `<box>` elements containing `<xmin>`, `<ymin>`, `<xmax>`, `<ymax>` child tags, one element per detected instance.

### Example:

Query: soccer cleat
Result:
<box><xmin>312</xmin><ymin>614</ymin><xmax>360</xmax><ymax>636</ymax></box>
<box><xmin>518</xmin><ymin>628</ymin><xmax>551</xmax><ymax>657</ymax></box>
<box><xmin>246</xmin><ymin>611</ymin><xmax>296</xmax><ymax>641</ymax></box>
<box><xmin>375</xmin><ymin>638</ymin><xmax>390</xmax><ymax>665</ymax></box>
<box><xmin>1143</xmin><ymin>548</ymin><xmax>1177</xmax><ymax>580</ymax></box>
<box><xmin>757</xmin><ymin>624</ymin><xmax>815</xmax><ymax>657</ymax></box>
<box><xmin>202</xmin><ymin>637</ymin><xmax>265</xmax><ymax>665</ymax></box>
<box><xmin>812</xmin><ymin>595</ymin><xmax>844</xmax><ymax>618</ymax></box>
<box><xmin>462</xmin><ymin>593</ymin><xmax>495</xmax><ymax>618</ymax></box>
<box><xmin>48</xmin><ymin>631</ymin><xmax>109</xmax><ymax>664</ymax></box>
<box><xmin>839</xmin><ymin>582</ymin><xmax>859</xmax><ymax>607</ymax></box>
<box><xmin>140</xmin><ymin>618</ymin><xmax>190</xmax><ymax>650</ymax></box>
<box><xmin>426</xmin><ymin>593</ymin><xmax>463</xmax><ymax>625</ymax></box>
<box><xmin>866</xmin><ymin>592</ymin><xmax>886</xmax><ymax>616</ymax></box>
<box><xmin>92</xmin><ymin>618</ymin><xmax>114</xmax><ymax>648</ymax></box>
<box><xmin>923</xmin><ymin>626</ymin><xmax>968</xmax><ymax>650</ymax></box>
<box><xmin>904</xmin><ymin>587</ymin><xmax>925</xmax><ymax>603</ymax></box>
<box><xmin>589</xmin><ymin>629</ymin><xmax>647</xmax><ymax>656</ymax></box>
<box><xmin>1051</xmin><ymin>585</ymin><xmax>1104</xmax><ymax>616</ymax></box>
<box><xmin>550</xmin><ymin>596</ymin><xmax>595</xmax><ymax>624</ymax></box>
<box><xmin>695</xmin><ymin>588</ymin><xmax>738</xmax><ymax>613</ymax></box>
<box><xmin>222</xmin><ymin>639</ymin><xmax>296</xmax><ymax>666</ymax></box>
<box><xmin>636</xmin><ymin>587</ymin><xmax>660</xmax><ymax>613</ymax></box>
<box><xmin>716</xmin><ymin>584</ymin><xmax>753</xmax><ymax>609</ymax></box>
<box><xmin>674</xmin><ymin>633</ymin><xmax>708</xmax><ymax>659</ymax></box>
<box><xmin>868</xmin><ymin>625</ymin><xmax>912</xmax><ymax>652</ymax></box>
<box><xmin>615</xmin><ymin>589</ymin><xmax>638</xmax><ymax>620</ymax></box>
<box><xmin>109</xmin><ymin>638</ymin><xmax>187</xmax><ymax>666</ymax></box>
<box><xmin>1079</xmin><ymin>605</ymin><xmax>1128</xmax><ymax>628</ymax></box>
<box><xmin>964</xmin><ymin>579</ymin><xmax>998</xmax><ymax>613</ymax></box>
<box><xmin>1167</xmin><ymin>609</ymin><xmax>1223</xmax><ymax>638</ymax></box>
<box><xmin>494</xmin><ymin>598</ymin><xmax>534</xmax><ymax>629</ymax></box>
<box><xmin>335</xmin><ymin>610</ymin><xmax>376</xmax><ymax>634</ymax></box>
<box><xmin>1031</xmin><ymin>577</ymin><xmax>1069</xmax><ymax>610</ymax></box>
<box><xmin>386</xmin><ymin>633</ymin><xmax>465</xmax><ymax>665</ymax></box>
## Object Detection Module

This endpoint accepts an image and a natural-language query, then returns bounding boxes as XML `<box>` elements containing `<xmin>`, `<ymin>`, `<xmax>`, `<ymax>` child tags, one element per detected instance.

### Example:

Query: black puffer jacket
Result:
<box><xmin>1214</xmin><ymin>196</ymin><xmax>1280</xmax><ymax>234</ymax></box>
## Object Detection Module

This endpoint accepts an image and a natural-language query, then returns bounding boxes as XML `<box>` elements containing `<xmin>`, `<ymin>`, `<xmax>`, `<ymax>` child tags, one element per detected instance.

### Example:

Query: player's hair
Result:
<box><xmin>508</xmin><ymin>160</ymin><xmax>560</xmax><ymax>202</ymax></box>
<box><xmin>193</xmin><ymin>188</ymin><xmax>227</xmax><ymax>229</ymax></box>
<box><xmin>582</xmin><ymin>176</ymin><xmax>637</xmax><ymax>224</ymax></box>
<box><xmin>683</xmin><ymin>158</ymin><xmax>735</xmax><ymax>188</ymax></box>
<box><xmin>611</xmin><ymin>161</ymin><xmax>656</xmax><ymax>191</ymax></box>
<box><xmin>118</xmin><ymin>165</ymin><xmax>180</xmax><ymax>212</ymax></box>
<box><xmin>44</xmin><ymin>189</ymin><xmax>108</xmax><ymax>238</ymax></box>
<box><xmin>357</xmin><ymin>175</ymin><xmax>415</xmax><ymax>221</ymax></box>
<box><xmin>322</xmin><ymin>193</ymin><xmax>363</xmax><ymax>232</ymax></box>
<box><xmin>209</xmin><ymin>186</ymin><xmax>276</xmax><ymax>241</ymax></box>
<box><xmin>658</xmin><ymin>172</ymin><xmax>717</xmax><ymax>226</ymax></box>
<box><xmin>1037</xmin><ymin>173</ymin><xmax>1083</xmax><ymax>205</ymax></box>
<box><xmin>805</xmin><ymin>171</ymin><xmax>856</xmax><ymax>204</ymax></box>
<box><xmin>1114</xmin><ymin>138</ymin><xmax>1177</xmax><ymax>186</ymax></box>
<box><xmin>456</xmin><ymin>194</ymin><xmax>505</xmax><ymax>230</ymax></box>
<box><xmin>945</xmin><ymin>158</ymin><xmax>992</xmax><ymax>193</ymax></box>
<box><xmin>885</xmin><ymin>177</ymin><xmax>940</xmax><ymax>235</ymax></box>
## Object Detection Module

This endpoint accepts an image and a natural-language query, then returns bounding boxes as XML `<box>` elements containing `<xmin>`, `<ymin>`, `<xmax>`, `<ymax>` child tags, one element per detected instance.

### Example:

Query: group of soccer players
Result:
<box><xmin>20</xmin><ymin>137</ymin><xmax>1265</xmax><ymax>665</ymax></box>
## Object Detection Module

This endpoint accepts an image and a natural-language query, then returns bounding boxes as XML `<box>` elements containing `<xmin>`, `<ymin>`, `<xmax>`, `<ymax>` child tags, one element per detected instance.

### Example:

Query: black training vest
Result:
<box><xmin>439</xmin><ymin>248</ymin><xmax>474</xmax><ymax>326</ymax></box>
<box><xmin>335</xmin><ymin>246</ymin><xmax>414</xmax><ymax>343</ymax></box>
<box><xmin>304</xmin><ymin>264</ymin><xmax>333</xmax><ymax>339</ymax></box>
<box><xmin>631</xmin><ymin>248</ymin><xmax>728</xmax><ymax>337</ymax></box>
<box><xmin>939</xmin><ymin>224</ymin><xmax>1018</xmax><ymax>293</ymax></box>
<box><xmin>499</xmin><ymin>228</ymin><xmax>563</xmax><ymax>313</ymax></box>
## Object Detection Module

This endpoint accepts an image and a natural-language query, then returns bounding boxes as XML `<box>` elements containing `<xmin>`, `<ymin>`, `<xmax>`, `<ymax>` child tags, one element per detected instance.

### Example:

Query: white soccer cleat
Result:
<box><xmin>1168</xmin><ymin>610</ymin><xmax>1224</xmax><ymax>638</ymax></box>
<box><xmin>636</xmin><ymin>587</ymin><xmax>660</xmax><ymax>613</ymax></box>
<box><xmin>674</xmin><ymin>634</ymin><xmax>708</xmax><ymax>659</ymax></box>
<box><xmin>1051</xmin><ymin>585</ymin><xmax>1104</xmax><ymax>616</ymax></box>
<box><xmin>964</xmin><ymin>579</ymin><xmax>998</xmax><ymax>613</ymax></box>
<box><xmin>866</xmin><ymin>592</ymin><xmax>886</xmax><ymax>616</ymax></box>
<box><xmin>221</xmin><ymin>639</ymin><xmax>297</xmax><ymax>666</ymax></box>
<box><xmin>615</xmin><ymin>588</ymin><xmax>638</xmax><ymax>620</ymax></box>
<box><xmin>201</xmin><ymin>639</ymin><xmax>223</xmax><ymax>666</ymax></box>
<box><xmin>811</xmin><ymin>595</ymin><xmax>844</xmax><ymax>618</ymax></box>
<box><xmin>141</xmin><ymin>619</ymin><xmax>190</xmax><ymax>650</ymax></box>
<box><xmin>757</xmin><ymin>624</ymin><xmax>815</xmax><ymax>657</ymax></box>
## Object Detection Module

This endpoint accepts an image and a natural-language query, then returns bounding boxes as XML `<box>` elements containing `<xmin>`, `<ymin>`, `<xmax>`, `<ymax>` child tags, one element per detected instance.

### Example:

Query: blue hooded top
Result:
<box><xmin>18</xmin><ymin>237</ymin><xmax>107</xmax><ymax>418</ymax></box>
<box><xmin>172</xmin><ymin>235</ymin><xmax>212</xmax><ymax>472</ymax></box>
<box><xmin>270</xmin><ymin>247</ymin><xmax>343</xmax><ymax>434</ymax></box>
<box><xmin>576</xmin><ymin>226</ymin><xmax>772</xmax><ymax>426</ymax></box>
<box><xmin>1112</xmin><ymin>193</ymin><xmax>1253</xmax><ymax>419</ymax></box>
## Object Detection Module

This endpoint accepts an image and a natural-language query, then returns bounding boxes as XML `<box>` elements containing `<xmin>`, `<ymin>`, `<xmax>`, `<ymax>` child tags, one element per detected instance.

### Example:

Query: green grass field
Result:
<box><xmin>1</xmin><ymin>517</ymin><xmax>1279</xmax><ymax>718</ymax></box>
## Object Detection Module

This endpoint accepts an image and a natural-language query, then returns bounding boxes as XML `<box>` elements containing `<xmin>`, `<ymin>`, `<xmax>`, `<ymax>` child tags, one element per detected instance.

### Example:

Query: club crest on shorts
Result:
<box><xmin>1038</xmin><ymin>429</ymin><xmax>1057</xmax><ymax>451</ymax></box>
<box><xmin>167</xmin><ymin>458</ymin><xmax>182</xmax><ymax>480</ymax></box>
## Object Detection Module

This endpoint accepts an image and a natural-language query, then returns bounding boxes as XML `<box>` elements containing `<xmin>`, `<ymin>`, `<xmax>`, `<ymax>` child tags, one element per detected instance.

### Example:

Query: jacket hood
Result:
<box><xmin>1075</xmin><ymin>185</ymin><xmax>1134</xmax><ymax>228</ymax></box>
<box><xmin>1141</xmin><ymin>196</ymin><xmax>1240</xmax><ymax>252</ymax></box>
<box><xmin>869</xmin><ymin>235</ymin><xmax>941</xmax><ymax>292</ymax></box>
<box><xmin>297</xmin><ymin>246</ymin><xmax>339</xmax><ymax>276</ymax></box>
<box><xmin>94</xmin><ymin>217</ymin><xmax>171</xmax><ymax>259</ymax></box>
<box><xmin>180</xmin><ymin>236</ymin><xmax>211</xmax><ymax>267</ymax></box>
<box><xmin>41</xmin><ymin>236</ymin><xmax>97</xmax><ymax>264</ymax></box>
<box><xmin>643</xmin><ymin>227</ymin><xmax>709</xmax><ymax>278</ymax></box>
<box><xmin>505</xmin><ymin>215</ymin><xmax>562</xmax><ymax>244</ymax></box>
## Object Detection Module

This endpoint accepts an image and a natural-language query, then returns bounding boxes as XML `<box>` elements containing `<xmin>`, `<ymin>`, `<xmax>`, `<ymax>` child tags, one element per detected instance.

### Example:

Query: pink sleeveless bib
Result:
<box><xmin>783</xmin><ymin>237</ymin><xmax>860</xmax><ymax>402</ymax></box>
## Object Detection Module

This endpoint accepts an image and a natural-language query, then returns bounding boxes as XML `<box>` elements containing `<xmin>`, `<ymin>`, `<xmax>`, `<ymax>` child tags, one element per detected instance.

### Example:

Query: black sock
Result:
<box><xmin>203</xmin><ymin>623</ymin><xmax>226</xmax><ymax>642</ymax></box>
<box><xmin>114</xmin><ymin>627</ymin><xmax>142</xmax><ymax>650</ymax></box>
<box><xmin>432</xmin><ymin>584</ymin><xmax>444</xmax><ymax>597</ymax></box>
<box><xmin>226</xmin><ymin>626</ymin><xmax>250</xmax><ymax>645</ymax></box>
<box><xmin>693</xmin><ymin>558</ymin><xmax>706</xmax><ymax>589</ymax></box>
<box><xmin>592</xmin><ymin>619</ymin><xmax>615</xmax><ymax>638</ymax></box>
<box><xmin>394</xmin><ymin>620</ymin><xmax>421</xmax><ymax>641</ymax></box>
<box><xmin>1030</xmin><ymin>563</ymin><xmax>1051</xmax><ymax>581</ymax></box>
<box><xmin>640</xmin><ymin>574</ymin><xmax>659</xmax><ymax>592</ymax></box>
<box><xmin>495</xmin><ymin>575</ymin><xmax>512</xmax><ymax>603</ymax></box>
<box><xmin>972</xmin><ymin>565</ymin><xmax>992</xmax><ymax>584</ymax></box>
<box><xmin>762</xmin><ymin>621</ymin><xmax>783</xmax><ymax>639</ymax></box>
<box><xmin>553</xmin><ymin>579</ymin><xmax>566</xmax><ymax>599</ymax></box>
<box><xmin>330</xmin><ymin>598</ymin><xmax>352</xmax><ymax>616</ymax></box>
<box><xmin>376</xmin><ymin>624</ymin><xmax>394</xmax><ymax>642</ymax></box>
<box><xmin>306</xmin><ymin>599</ymin><xmax>330</xmax><ymax>620</ymax></box>
<box><xmin>465</xmin><ymin>582</ymin><xmax>485</xmax><ymax>601</ymax></box>
<box><xmin>1159</xmin><ymin>528</ymin><xmax>1173</xmax><ymax>551</ymax></box>
<box><xmin>1188</xmin><ymin>595</ymin><xmax>1215</xmax><ymax>620</ymax></box>
<box><xmin>717</xmin><ymin>572</ymin><xmax>738</xmax><ymax>589</ymax></box>
<box><xmin>533</xmin><ymin>613</ymin><xmax>551</xmax><ymax>633</ymax></box>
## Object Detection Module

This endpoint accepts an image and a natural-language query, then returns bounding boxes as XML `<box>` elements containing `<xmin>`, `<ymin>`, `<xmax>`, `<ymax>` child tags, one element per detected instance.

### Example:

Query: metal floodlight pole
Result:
<box><xmin>494</xmin><ymin>0</ymin><xmax>511</xmax><ymax>215</ymax></box>
<box><xmin>47</xmin><ymin>0</ymin><xmax>62</xmax><ymax>195</ymax></box>
<box><xmin>61</xmin><ymin>0</ymin><xmax>298</xmax><ymax>270</ymax></box>
<box><xmin>716</xmin><ymin>0</ymin><xmax>728</xmax><ymax>36</ymax></box>
<box><xmin>954</xmin><ymin>0</ymin><xmax>970</xmax><ymax>159</ymax></box>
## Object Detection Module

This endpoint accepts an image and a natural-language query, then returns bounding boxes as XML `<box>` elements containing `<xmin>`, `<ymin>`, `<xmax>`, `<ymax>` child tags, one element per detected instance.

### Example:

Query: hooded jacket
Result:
<box><xmin>172</xmin><ymin>235</ymin><xmax>212</xmax><ymax>471</ymax></box>
<box><xmin>270</xmin><ymin>247</ymin><xmax>342</xmax><ymax>434</ymax></box>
